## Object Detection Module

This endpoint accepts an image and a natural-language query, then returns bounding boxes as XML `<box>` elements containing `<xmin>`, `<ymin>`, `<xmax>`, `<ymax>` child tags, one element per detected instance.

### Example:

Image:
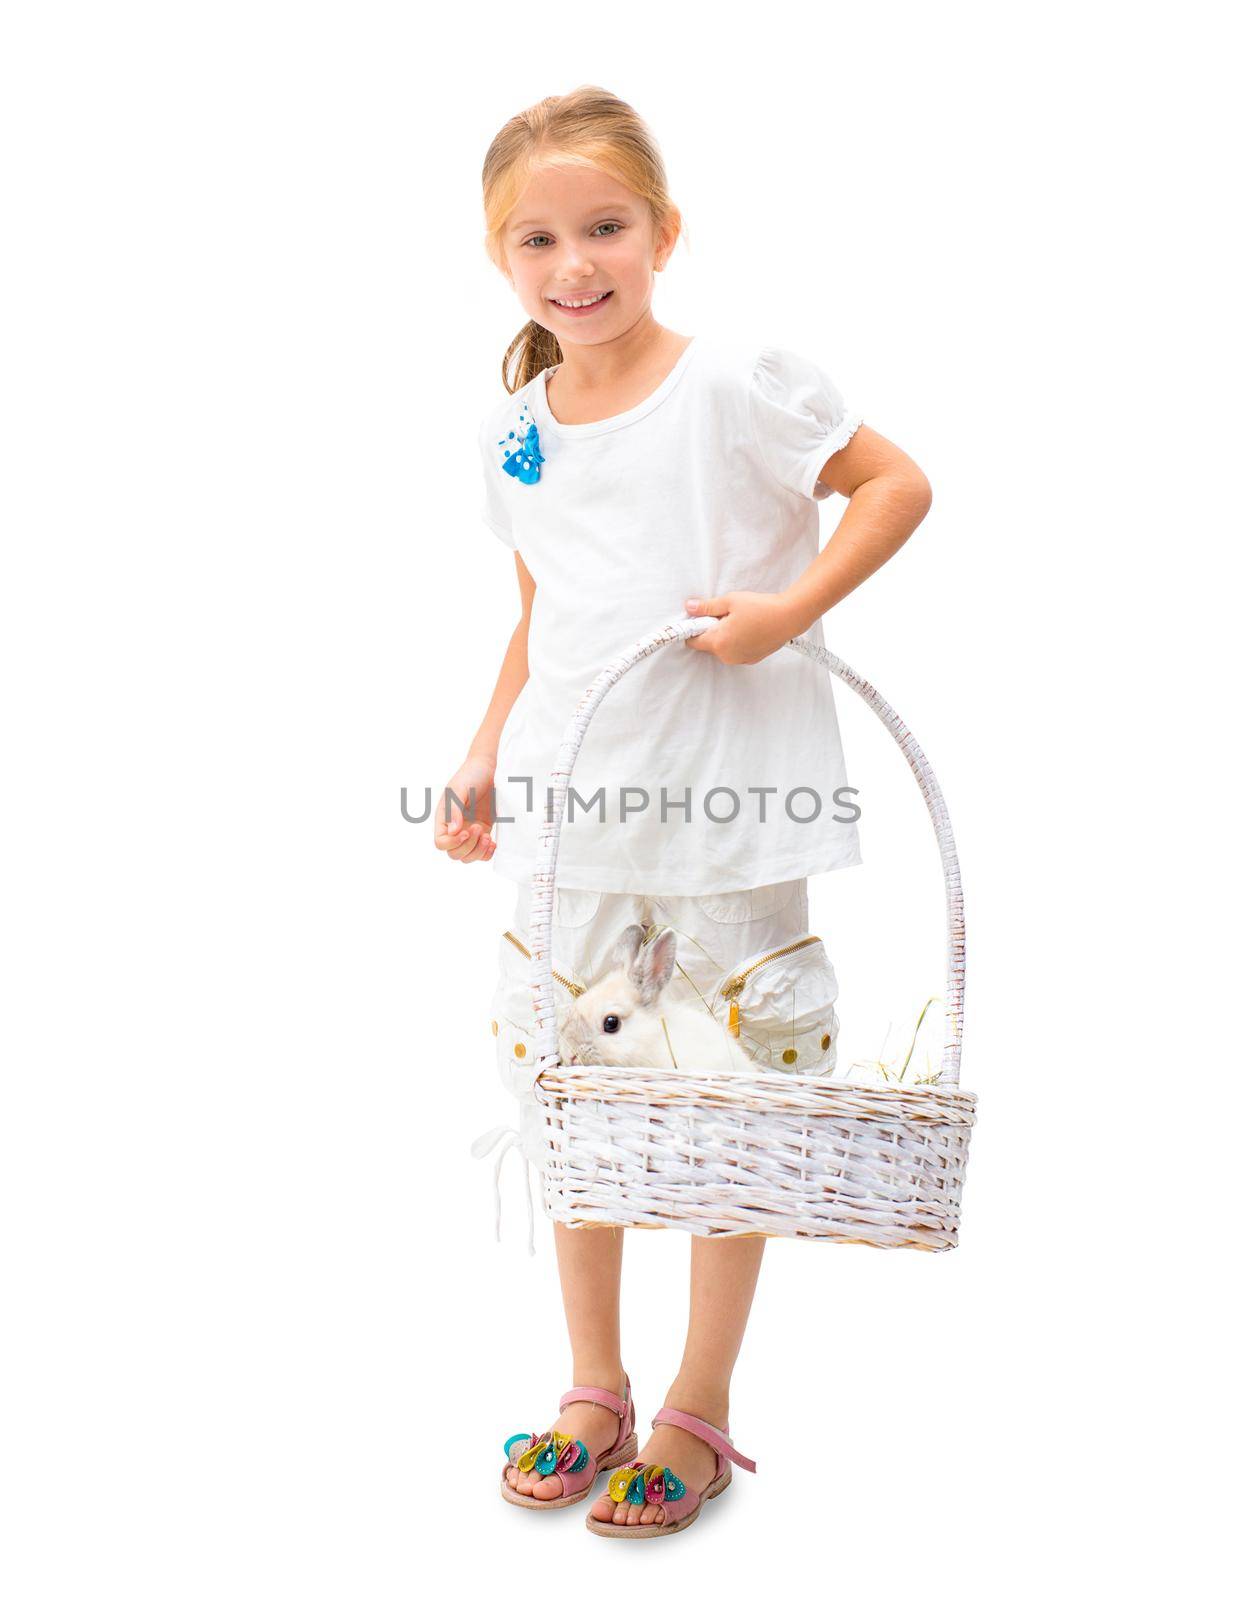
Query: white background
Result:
<box><xmin>2</xmin><ymin>2</ymin><xmax>1249</xmax><ymax>1594</ymax></box>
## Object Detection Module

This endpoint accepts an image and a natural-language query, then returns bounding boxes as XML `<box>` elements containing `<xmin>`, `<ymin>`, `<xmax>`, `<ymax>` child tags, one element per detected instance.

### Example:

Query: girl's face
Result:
<box><xmin>500</xmin><ymin>164</ymin><xmax>671</xmax><ymax>346</ymax></box>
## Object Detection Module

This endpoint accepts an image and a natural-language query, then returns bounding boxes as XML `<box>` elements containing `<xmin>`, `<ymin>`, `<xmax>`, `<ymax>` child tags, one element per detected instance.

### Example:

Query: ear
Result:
<box><xmin>653</xmin><ymin>206</ymin><xmax>683</xmax><ymax>272</ymax></box>
<box><xmin>630</xmin><ymin>927</ymin><xmax>676</xmax><ymax>1007</ymax></box>
<box><xmin>608</xmin><ymin>923</ymin><xmax>646</xmax><ymax>976</ymax></box>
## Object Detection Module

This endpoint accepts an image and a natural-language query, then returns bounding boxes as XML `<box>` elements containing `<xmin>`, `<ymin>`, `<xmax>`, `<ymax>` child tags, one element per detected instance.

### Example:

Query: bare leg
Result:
<box><xmin>505</xmin><ymin>1222</ymin><xmax>628</xmax><ymax>1499</ymax></box>
<box><xmin>589</xmin><ymin>1233</ymin><xmax>766</xmax><ymax>1525</ymax></box>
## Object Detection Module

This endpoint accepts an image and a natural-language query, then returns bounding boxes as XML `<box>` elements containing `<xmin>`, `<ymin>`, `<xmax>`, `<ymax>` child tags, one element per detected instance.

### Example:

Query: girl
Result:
<box><xmin>436</xmin><ymin>85</ymin><xmax>932</xmax><ymax>1539</ymax></box>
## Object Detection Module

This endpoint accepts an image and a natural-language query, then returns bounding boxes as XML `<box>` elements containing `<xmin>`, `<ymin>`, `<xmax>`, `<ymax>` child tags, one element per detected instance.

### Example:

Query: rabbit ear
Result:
<box><xmin>608</xmin><ymin>923</ymin><xmax>646</xmax><ymax>974</ymax></box>
<box><xmin>630</xmin><ymin>926</ymin><xmax>676</xmax><ymax>1007</ymax></box>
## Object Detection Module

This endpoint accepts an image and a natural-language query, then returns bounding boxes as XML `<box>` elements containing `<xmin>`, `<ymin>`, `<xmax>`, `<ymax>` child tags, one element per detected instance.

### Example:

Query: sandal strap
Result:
<box><xmin>559</xmin><ymin>1381</ymin><xmax>629</xmax><ymax>1419</ymax></box>
<box><xmin>651</xmin><ymin>1406</ymin><xmax>757</xmax><ymax>1474</ymax></box>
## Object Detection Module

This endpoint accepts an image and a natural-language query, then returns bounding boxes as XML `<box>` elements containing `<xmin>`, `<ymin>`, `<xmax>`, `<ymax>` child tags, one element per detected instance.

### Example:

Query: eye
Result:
<box><xmin>522</xmin><ymin>235</ymin><xmax>552</xmax><ymax>249</ymax></box>
<box><xmin>593</xmin><ymin>222</ymin><xmax>622</xmax><ymax>236</ymax></box>
<box><xmin>601</xmin><ymin>1014</ymin><xmax>621</xmax><ymax>1034</ymax></box>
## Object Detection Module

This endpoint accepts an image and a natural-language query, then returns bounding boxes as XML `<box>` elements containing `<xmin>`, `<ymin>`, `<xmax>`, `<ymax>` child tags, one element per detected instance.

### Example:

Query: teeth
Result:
<box><xmin>552</xmin><ymin>292</ymin><xmax>608</xmax><ymax>308</ymax></box>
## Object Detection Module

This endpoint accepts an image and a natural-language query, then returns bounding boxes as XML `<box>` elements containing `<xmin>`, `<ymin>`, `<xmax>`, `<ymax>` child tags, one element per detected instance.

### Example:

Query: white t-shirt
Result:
<box><xmin>478</xmin><ymin>333</ymin><xmax>864</xmax><ymax>895</ymax></box>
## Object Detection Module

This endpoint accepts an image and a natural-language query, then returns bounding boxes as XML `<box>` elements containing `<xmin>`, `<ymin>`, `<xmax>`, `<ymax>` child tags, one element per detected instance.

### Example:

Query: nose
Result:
<box><xmin>554</xmin><ymin>246</ymin><xmax>596</xmax><ymax>283</ymax></box>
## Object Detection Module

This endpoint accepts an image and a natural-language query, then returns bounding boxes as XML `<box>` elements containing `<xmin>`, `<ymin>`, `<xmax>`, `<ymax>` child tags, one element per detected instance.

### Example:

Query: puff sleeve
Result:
<box><xmin>479</xmin><ymin>409</ymin><xmax>518</xmax><ymax>549</ymax></box>
<box><xmin>748</xmin><ymin>346</ymin><xmax>862</xmax><ymax>501</ymax></box>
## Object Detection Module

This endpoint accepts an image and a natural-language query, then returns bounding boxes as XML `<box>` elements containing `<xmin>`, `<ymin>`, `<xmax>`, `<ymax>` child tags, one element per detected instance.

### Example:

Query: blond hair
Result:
<box><xmin>482</xmin><ymin>85</ymin><xmax>685</xmax><ymax>393</ymax></box>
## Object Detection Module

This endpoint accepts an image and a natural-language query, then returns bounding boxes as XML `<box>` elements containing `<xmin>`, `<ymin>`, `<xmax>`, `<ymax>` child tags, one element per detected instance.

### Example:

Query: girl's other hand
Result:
<box><xmin>434</xmin><ymin>753</ymin><xmax>498</xmax><ymax>864</ymax></box>
<box><xmin>682</xmin><ymin>592</ymin><xmax>807</xmax><ymax>664</ymax></box>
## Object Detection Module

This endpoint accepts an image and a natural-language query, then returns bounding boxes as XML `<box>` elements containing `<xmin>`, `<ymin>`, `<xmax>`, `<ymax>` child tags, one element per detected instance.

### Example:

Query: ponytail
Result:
<box><xmin>501</xmin><ymin>319</ymin><xmax>564</xmax><ymax>394</ymax></box>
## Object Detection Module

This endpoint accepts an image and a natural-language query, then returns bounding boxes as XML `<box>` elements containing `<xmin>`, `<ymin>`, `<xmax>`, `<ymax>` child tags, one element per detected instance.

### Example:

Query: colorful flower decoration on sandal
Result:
<box><xmin>606</xmin><ymin>1461</ymin><xmax>686</xmax><ymax>1505</ymax></box>
<box><xmin>498</xmin><ymin>401</ymin><xmax>545</xmax><ymax>485</ymax></box>
<box><xmin>503</xmin><ymin>1430</ymin><xmax>589</xmax><ymax>1477</ymax></box>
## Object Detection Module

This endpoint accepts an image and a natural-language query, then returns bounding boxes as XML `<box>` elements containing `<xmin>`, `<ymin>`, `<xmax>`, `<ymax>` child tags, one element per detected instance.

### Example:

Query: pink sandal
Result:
<box><xmin>501</xmin><ymin>1375</ymin><xmax>639</xmax><ymax>1510</ymax></box>
<box><xmin>586</xmin><ymin>1406</ymin><xmax>757</xmax><ymax>1538</ymax></box>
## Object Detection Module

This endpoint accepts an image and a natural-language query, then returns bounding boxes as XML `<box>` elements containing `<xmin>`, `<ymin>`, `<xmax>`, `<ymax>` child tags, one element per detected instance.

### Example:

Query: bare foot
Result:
<box><xmin>587</xmin><ymin>1409</ymin><xmax>721</xmax><ymax>1528</ymax></box>
<box><xmin>504</xmin><ymin>1374</ymin><xmax>626</xmax><ymax>1502</ymax></box>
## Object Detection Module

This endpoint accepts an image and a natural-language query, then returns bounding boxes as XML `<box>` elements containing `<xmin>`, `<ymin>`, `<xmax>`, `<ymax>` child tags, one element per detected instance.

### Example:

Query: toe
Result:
<box><xmin>641</xmin><ymin>1504</ymin><xmax>659</xmax><ymax>1524</ymax></box>
<box><xmin>612</xmin><ymin>1503</ymin><xmax>629</xmax><ymax>1525</ymax></box>
<box><xmin>589</xmin><ymin>1494</ymin><xmax>616</xmax><ymax>1522</ymax></box>
<box><xmin>625</xmin><ymin>1504</ymin><xmax>643</xmax><ymax>1525</ymax></box>
<box><xmin>516</xmin><ymin>1471</ymin><xmax>535</xmax><ymax>1496</ymax></box>
<box><xmin>532</xmin><ymin>1475</ymin><xmax>563</xmax><ymax>1500</ymax></box>
<box><xmin>505</xmin><ymin>1465</ymin><xmax>518</xmax><ymax>1488</ymax></box>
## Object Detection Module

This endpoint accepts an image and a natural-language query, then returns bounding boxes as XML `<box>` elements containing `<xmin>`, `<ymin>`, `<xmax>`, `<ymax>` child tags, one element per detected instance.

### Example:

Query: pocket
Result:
<box><xmin>554</xmin><ymin>887</ymin><xmax>605</xmax><ymax>929</ymax></box>
<box><xmin>694</xmin><ymin>879</ymin><xmax>802</xmax><ymax>926</ymax></box>
<box><xmin>709</xmin><ymin>933</ymin><xmax>839</xmax><ymax>1074</ymax></box>
<box><xmin>490</xmin><ymin>929</ymin><xmax>588</xmax><ymax>1098</ymax></box>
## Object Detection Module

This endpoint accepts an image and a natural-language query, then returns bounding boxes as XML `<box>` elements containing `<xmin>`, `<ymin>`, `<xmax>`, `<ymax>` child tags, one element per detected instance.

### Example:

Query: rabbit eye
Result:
<box><xmin>601</xmin><ymin>1014</ymin><xmax>621</xmax><ymax>1034</ymax></box>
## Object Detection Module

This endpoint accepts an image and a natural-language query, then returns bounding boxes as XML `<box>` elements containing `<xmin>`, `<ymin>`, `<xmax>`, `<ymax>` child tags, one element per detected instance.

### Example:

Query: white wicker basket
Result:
<box><xmin>524</xmin><ymin>614</ymin><xmax>976</xmax><ymax>1251</ymax></box>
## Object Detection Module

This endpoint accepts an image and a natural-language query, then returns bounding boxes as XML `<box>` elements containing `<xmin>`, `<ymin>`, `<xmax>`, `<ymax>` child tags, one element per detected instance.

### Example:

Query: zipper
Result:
<box><xmin>502</xmin><ymin>928</ymin><xmax>587</xmax><ymax>997</ymax></box>
<box><xmin>719</xmin><ymin>934</ymin><xmax>821</xmax><ymax>1037</ymax></box>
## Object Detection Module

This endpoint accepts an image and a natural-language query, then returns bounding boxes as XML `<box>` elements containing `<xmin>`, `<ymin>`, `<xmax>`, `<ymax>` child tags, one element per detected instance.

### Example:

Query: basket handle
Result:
<box><xmin>526</xmin><ymin>614</ymin><xmax>965</xmax><ymax>1087</ymax></box>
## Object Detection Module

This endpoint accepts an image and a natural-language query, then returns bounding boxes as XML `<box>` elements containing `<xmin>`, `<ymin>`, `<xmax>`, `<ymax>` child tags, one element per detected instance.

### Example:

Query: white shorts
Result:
<box><xmin>488</xmin><ymin>879</ymin><xmax>840</xmax><ymax>1167</ymax></box>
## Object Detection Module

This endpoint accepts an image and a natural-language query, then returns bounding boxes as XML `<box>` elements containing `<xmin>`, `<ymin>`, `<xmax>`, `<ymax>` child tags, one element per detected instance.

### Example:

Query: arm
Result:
<box><xmin>436</xmin><ymin>553</ymin><xmax>536</xmax><ymax>864</ymax></box>
<box><xmin>684</xmin><ymin>425</ymin><xmax>932</xmax><ymax>663</ymax></box>
<box><xmin>468</xmin><ymin>552</ymin><xmax>535</xmax><ymax>761</ymax></box>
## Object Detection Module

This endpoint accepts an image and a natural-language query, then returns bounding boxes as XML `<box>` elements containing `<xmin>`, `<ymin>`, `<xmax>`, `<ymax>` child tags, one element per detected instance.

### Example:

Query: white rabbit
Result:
<box><xmin>558</xmin><ymin>923</ymin><xmax>756</xmax><ymax>1074</ymax></box>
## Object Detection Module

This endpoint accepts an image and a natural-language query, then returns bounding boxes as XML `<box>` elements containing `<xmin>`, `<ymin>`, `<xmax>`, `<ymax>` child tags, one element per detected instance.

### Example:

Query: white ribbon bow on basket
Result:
<box><xmin>470</xmin><ymin>1123</ymin><xmax>537</xmax><ymax>1256</ymax></box>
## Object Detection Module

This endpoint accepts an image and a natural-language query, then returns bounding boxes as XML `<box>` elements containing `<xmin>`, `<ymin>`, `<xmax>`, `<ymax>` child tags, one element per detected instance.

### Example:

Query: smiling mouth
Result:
<box><xmin>548</xmin><ymin>290</ymin><xmax>613</xmax><ymax>314</ymax></box>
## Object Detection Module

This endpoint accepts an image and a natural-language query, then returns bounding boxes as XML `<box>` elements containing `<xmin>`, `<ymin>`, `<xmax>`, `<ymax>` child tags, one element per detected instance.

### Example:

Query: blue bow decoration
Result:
<box><xmin>499</xmin><ymin>400</ymin><xmax>545</xmax><ymax>485</ymax></box>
